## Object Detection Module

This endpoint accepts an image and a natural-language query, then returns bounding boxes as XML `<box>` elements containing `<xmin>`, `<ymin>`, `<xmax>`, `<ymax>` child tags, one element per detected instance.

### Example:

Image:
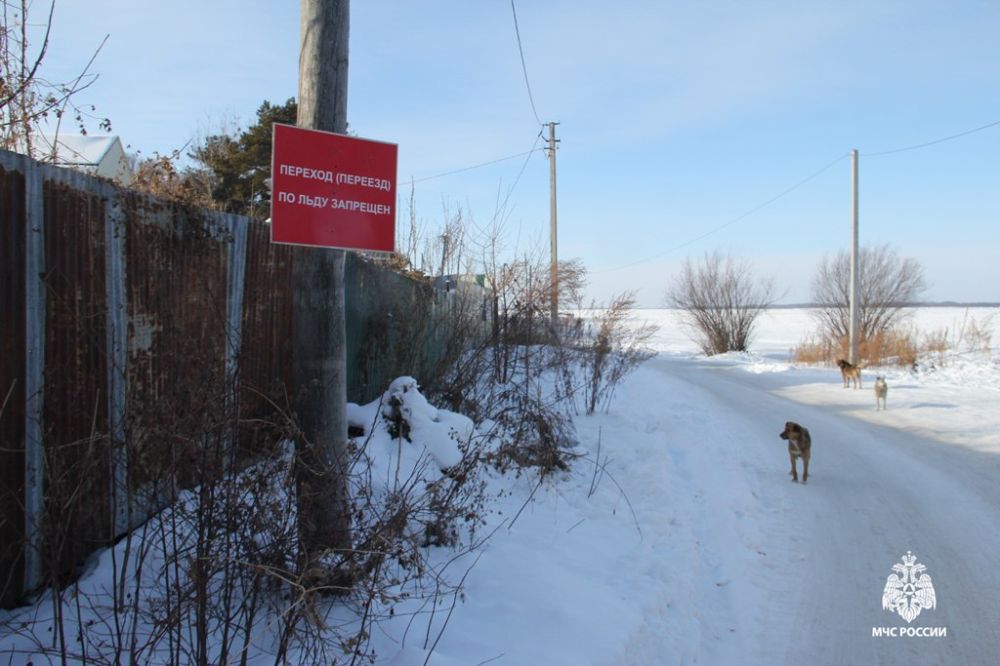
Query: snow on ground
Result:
<box><xmin>644</xmin><ymin>306</ymin><xmax>1000</xmax><ymax>454</ymax></box>
<box><xmin>388</xmin><ymin>306</ymin><xmax>1000</xmax><ymax>664</ymax></box>
<box><xmin>4</xmin><ymin>307</ymin><xmax>1000</xmax><ymax>665</ymax></box>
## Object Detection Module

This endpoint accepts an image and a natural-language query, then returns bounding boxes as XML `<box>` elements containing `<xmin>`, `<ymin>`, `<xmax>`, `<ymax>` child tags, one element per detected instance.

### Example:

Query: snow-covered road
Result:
<box><xmin>625</xmin><ymin>354</ymin><xmax>1000</xmax><ymax>665</ymax></box>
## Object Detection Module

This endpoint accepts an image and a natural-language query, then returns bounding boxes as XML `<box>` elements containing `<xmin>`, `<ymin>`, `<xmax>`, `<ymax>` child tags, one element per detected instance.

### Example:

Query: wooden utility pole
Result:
<box><xmin>547</xmin><ymin>121</ymin><xmax>559</xmax><ymax>331</ymax></box>
<box><xmin>293</xmin><ymin>0</ymin><xmax>352</xmax><ymax>562</ymax></box>
<box><xmin>849</xmin><ymin>148</ymin><xmax>860</xmax><ymax>366</ymax></box>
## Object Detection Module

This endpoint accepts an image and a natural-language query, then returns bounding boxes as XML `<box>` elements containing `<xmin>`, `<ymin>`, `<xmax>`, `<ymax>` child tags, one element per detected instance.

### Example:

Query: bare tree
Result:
<box><xmin>666</xmin><ymin>251</ymin><xmax>778</xmax><ymax>355</ymax></box>
<box><xmin>0</xmin><ymin>1</ymin><xmax>109</xmax><ymax>156</ymax></box>
<box><xmin>811</xmin><ymin>244</ymin><xmax>927</xmax><ymax>342</ymax></box>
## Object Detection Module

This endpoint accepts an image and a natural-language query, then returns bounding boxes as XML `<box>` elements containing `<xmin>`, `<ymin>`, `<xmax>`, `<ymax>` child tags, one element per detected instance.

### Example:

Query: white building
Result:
<box><xmin>22</xmin><ymin>134</ymin><xmax>133</xmax><ymax>184</ymax></box>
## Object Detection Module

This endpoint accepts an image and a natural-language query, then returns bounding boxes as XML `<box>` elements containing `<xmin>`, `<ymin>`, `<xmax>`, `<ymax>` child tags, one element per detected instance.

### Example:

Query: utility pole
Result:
<box><xmin>849</xmin><ymin>148</ymin><xmax>860</xmax><ymax>366</ymax></box>
<box><xmin>547</xmin><ymin>121</ymin><xmax>559</xmax><ymax>332</ymax></box>
<box><xmin>293</xmin><ymin>0</ymin><xmax>352</xmax><ymax>565</ymax></box>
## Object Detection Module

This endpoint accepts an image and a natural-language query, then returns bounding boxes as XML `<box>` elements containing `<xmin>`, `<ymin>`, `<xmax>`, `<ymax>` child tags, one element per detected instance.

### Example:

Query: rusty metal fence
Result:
<box><xmin>0</xmin><ymin>149</ymin><xmax>447</xmax><ymax>607</ymax></box>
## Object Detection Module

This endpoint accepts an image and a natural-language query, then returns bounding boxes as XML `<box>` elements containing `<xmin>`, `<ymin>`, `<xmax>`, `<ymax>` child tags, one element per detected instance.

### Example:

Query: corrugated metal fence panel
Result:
<box><xmin>238</xmin><ymin>221</ymin><xmax>293</xmax><ymax>448</ymax></box>
<box><xmin>40</xmin><ymin>174</ymin><xmax>112</xmax><ymax>580</ymax></box>
<box><xmin>344</xmin><ymin>253</ymin><xmax>434</xmax><ymax>404</ymax></box>
<box><xmin>0</xmin><ymin>147</ymin><xmax>452</xmax><ymax>606</ymax></box>
<box><xmin>121</xmin><ymin>194</ymin><xmax>230</xmax><ymax>492</ymax></box>
<box><xmin>0</xmin><ymin>158</ymin><xmax>27</xmax><ymax>607</ymax></box>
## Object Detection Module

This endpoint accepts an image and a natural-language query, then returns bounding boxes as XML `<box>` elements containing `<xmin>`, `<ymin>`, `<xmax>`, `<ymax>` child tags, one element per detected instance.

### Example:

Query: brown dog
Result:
<box><xmin>779</xmin><ymin>421</ymin><xmax>811</xmax><ymax>483</ymax></box>
<box><xmin>837</xmin><ymin>359</ymin><xmax>862</xmax><ymax>389</ymax></box>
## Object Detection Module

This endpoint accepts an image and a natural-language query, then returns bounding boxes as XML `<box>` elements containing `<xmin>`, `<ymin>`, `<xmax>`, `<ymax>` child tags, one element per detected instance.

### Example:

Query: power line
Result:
<box><xmin>493</xmin><ymin>129</ymin><xmax>545</xmax><ymax>222</ymax></box>
<box><xmin>596</xmin><ymin>152</ymin><xmax>850</xmax><ymax>274</ymax></box>
<box><xmin>862</xmin><ymin>117</ymin><xmax>1000</xmax><ymax>157</ymax></box>
<box><xmin>410</xmin><ymin>146</ymin><xmax>544</xmax><ymax>184</ymax></box>
<box><xmin>510</xmin><ymin>0</ymin><xmax>542</xmax><ymax>125</ymax></box>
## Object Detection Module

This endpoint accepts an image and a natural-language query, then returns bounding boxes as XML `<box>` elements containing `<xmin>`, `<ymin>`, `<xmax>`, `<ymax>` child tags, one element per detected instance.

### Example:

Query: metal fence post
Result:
<box><xmin>23</xmin><ymin>160</ymin><xmax>45</xmax><ymax>593</ymax></box>
<box><xmin>105</xmin><ymin>194</ymin><xmax>129</xmax><ymax>537</ymax></box>
<box><xmin>225</xmin><ymin>214</ymin><xmax>248</xmax><ymax>466</ymax></box>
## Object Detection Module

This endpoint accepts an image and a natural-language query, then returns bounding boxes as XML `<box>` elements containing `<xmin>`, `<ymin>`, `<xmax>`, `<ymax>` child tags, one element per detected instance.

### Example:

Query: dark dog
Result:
<box><xmin>837</xmin><ymin>359</ymin><xmax>862</xmax><ymax>389</ymax></box>
<box><xmin>874</xmin><ymin>376</ymin><xmax>888</xmax><ymax>410</ymax></box>
<box><xmin>779</xmin><ymin>421</ymin><xmax>811</xmax><ymax>483</ymax></box>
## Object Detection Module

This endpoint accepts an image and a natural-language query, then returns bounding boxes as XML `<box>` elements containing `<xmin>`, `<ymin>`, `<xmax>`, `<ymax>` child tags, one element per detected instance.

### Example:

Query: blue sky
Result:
<box><xmin>41</xmin><ymin>1</ymin><xmax>1000</xmax><ymax>305</ymax></box>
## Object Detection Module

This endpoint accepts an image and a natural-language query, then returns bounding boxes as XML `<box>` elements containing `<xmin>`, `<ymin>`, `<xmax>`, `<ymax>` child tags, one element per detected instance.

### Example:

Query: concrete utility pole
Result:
<box><xmin>293</xmin><ymin>0</ymin><xmax>351</xmax><ymax>560</ymax></box>
<box><xmin>849</xmin><ymin>148</ymin><xmax>860</xmax><ymax>366</ymax></box>
<box><xmin>547</xmin><ymin>121</ymin><xmax>559</xmax><ymax>332</ymax></box>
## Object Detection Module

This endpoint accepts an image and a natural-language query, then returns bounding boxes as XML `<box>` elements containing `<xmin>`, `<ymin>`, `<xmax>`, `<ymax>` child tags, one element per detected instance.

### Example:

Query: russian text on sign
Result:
<box><xmin>336</xmin><ymin>172</ymin><xmax>392</xmax><ymax>191</ymax></box>
<box><xmin>278</xmin><ymin>164</ymin><xmax>335</xmax><ymax>182</ymax></box>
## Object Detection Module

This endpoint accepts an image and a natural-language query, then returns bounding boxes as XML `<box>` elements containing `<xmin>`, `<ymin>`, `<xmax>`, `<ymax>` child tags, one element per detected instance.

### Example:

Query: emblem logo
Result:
<box><xmin>882</xmin><ymin>551</ymin><xmax>937</xmax><ymax>623</ymax></box>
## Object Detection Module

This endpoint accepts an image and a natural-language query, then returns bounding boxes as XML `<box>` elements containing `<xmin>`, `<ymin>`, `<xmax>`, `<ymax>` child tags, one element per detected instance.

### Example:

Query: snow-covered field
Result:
<box><xmin>4</xmin><ymin>307</ymin><xmax>999</xmax><ymax>665</ymax></box>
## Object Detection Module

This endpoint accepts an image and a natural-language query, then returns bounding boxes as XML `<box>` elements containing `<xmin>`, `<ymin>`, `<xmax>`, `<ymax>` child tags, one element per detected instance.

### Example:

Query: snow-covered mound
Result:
<box><xmin>347</xmin><ymin>376</ymin><xmax>474</xmax><ymax>492</ymax></box>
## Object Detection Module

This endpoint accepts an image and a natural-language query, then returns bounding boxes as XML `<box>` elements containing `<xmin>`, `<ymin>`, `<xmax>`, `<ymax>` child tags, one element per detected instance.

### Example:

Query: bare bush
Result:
<box><xmin>477</xmin><ymin>381</ymin><xmax>580</xmax><ymax>477</ymax></box>
<box><xmin>425</xmin><ymin>264</ymin><xmax>583</xmax><ymax>477</ymax></box>
<box><xmin>921</xmin><ymin>327</ymin><xmax>950</xmax><ymax>356</ymax></box>
<box><xmin>129</xmin><ymin>149</ymin><xmax>219</xmax><ymax>209</ymax></box>
<box><xmin>409</xmin><ymin>193</ymin><xmax>657</xmax><ymax>441</ymax></box>
<box><xmin>810</xmin><ymin>243</ymin><xmax>927</xmax><ymax>343</ymax></box>
<box><xmin>666</xmin><ymin>251</ymin><xmax>778</xmax><ymax>355</ymax></box>
<box><xmin>913</xmin><ymin>310</ymin><xmax>994</xmax><ymax>368</ymax></box>
<box><xmin>954</xmin><ymin>310</ymin><xmax>994</xmax><ymax>355</ymax></box>
<box><xmin>1</xmin><ymin>365</ymin><xmax>501</xmax><ymax>664</ymax></box>
<box><xmin>554</xmin><ymin>258</ymin><xmax>589</xmax><ymax>311</ymax></box>
<box><xmin>575</xmin><ymin>293</ymin><xmax>658</xmax><ymax>415</ymax></box>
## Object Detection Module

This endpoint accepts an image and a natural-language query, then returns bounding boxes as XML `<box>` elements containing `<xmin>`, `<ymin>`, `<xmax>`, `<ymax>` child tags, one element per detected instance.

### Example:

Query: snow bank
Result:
<box><xmin>348</xmin><ymin>376</ymin><xmax>474</xmax><ymax>494</ymax></box>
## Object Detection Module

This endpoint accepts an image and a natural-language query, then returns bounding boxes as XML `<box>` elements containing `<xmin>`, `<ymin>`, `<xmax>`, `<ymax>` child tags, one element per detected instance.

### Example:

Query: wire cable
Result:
<box><xmin>862</xmin><ymin>117</ymin><xmax>1000</xmax><ymax>157</ymax></box>
<box><xmin>510</xmin><ymin>0</ymin><xmax>543</xmax><ymax>125</ymax></box>
<box><xmin>596</xmin><ymin>152</ymin><xmax>851</xmax><ymax>273</ymax></box>
<box><xmin>493</xmin><ymin>129</ymin><xmax>545</xmax><ymax>221</ymax></box>
<box><xmin>410</xmin><ymin>146</ymin><xmax>544</xmax><ymax>184</ymax></box>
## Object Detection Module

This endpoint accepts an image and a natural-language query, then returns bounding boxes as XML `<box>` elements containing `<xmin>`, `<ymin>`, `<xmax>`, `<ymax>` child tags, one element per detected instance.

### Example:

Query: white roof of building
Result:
<box><xmin>9</xmin><ymin>133</ymin><xmax>133</xmax><ymax>183</ymax></box>
<box><xmin>32</xmin><ymin>134</ymin><xmax>121</xmax><ymax>166</ymax></box>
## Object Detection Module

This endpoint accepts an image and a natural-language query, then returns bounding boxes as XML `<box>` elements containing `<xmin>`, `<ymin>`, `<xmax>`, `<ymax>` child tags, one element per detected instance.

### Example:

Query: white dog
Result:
<box><xmin>874</xmin><ymin>376</ymin><xmax>888</xmax><ymax>411</ymax></box>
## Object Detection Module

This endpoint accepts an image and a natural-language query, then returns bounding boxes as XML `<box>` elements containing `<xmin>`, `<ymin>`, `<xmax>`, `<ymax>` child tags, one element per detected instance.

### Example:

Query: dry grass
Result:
<box><xmin>789</xmin><ymin>336</ymin><xmax>835</xmax><ymax>364</ymax></box>
<box><xmin>794</xmin><ymin>310</ymin><xmax>995</xmax><ymax>370</ymax></box>
<box><xmin>791</xmin><ymin>327</ymin><xmax>920</xmax><ymax>368</ymax></box>
<box><xmin>862</xmin><ymin>328</ymin><xmax>919</xmax><ymax>367</ymax></box>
